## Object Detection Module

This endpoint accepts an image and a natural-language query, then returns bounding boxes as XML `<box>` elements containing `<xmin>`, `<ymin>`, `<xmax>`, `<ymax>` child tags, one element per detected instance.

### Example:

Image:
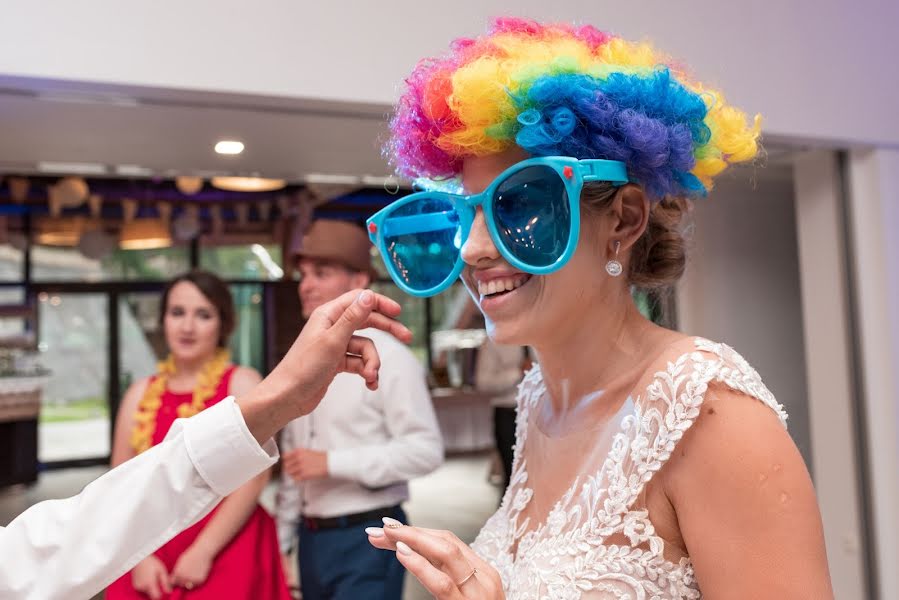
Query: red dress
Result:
<box><xmin>107</xmin><ymin>366</ymin><xmax>291</xmax><ymax>600</ymax></box>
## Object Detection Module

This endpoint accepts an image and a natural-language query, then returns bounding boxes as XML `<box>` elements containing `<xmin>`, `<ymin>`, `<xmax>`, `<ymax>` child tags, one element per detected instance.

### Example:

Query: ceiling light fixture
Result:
<box><xmin>175</xmin><ymin>176</ymin><xmax>204</xmax><ymax>195</ymax></box>
<box><xmin>214</xmin><ymin>140</ymin><xmax>244</xmax><ymax>155</ymax></box>
<box><xmin>304</xmin><ymin>173</ymin><xmax>361</xmax><ymax>185</ymax></box>
<box><xmin>34</xmin><ymin>216</ymin><xmax>89</xmax><ymax>247</ymax></box>
<box><xmin>118</xmin><ymin>199</ymin><xmax>172</xmax><ymax>250</ymax></box>
<box><xmin>119</xmin><ymin>219</ymin><xmax>172</xmax><ymax>250</ymax></box>
<box><xmin>115</xmin><ymin>164</ymin><xmax>155</xmax><ymax>177</ymax></box>
<box><xmin>37</xmin><ymin>161</ymin><xmax>108</xmax><ymax>175</ymax></box>
<box><xmin>210</xmin><ymin>176</ymin><xmax>286</xmax><ymax>192</ymax></box>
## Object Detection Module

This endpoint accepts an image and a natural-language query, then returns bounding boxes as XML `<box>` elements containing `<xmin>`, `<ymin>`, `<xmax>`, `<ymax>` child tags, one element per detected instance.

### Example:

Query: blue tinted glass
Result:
<box><xmin>383</xmin><ymin>197</ymin><xmax>461</xmax><ymax>291</ymax></box>
<box><xmin>492</xmin><ymin>165</ymin><xmax>570</xmax><ymax>267</ymax></box>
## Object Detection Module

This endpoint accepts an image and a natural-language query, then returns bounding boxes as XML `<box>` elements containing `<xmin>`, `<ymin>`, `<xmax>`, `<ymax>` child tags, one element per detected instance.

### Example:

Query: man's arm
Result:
<box><xmin>0</xmin><ymin>398</ymin><xmax>277</xmax><ymax>600</ymax></box>
<box><xmin>0</xmin><ymin>289</ymin><xmax>410</xmax><ymax>600</ymax></box>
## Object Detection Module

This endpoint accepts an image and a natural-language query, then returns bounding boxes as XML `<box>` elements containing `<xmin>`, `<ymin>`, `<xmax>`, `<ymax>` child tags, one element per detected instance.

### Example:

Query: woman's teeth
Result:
<box><xmin>478</xmin><ymin>276</ymin><xmax>529</xmax><ymax>297</ymax></box>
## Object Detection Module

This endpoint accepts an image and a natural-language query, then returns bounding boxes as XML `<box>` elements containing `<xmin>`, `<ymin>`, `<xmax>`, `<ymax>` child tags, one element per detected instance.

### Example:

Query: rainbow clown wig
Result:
<box><xmin>387</xmin><ymin>17</ymin><xmax>761</xmax><ymax>200</ymax></box>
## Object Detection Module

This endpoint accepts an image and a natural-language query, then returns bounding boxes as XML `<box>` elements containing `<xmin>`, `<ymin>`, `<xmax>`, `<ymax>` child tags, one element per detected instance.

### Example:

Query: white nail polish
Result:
<box><xmin>365</xmin><ymin>527</ymin><xmax>384</xmax><ymax>538</ymax></box>
<box><xmin>396</xmin><ymin>541</ymin><xmax>414</xmax><ymax>556</ymax></box>
<box><xmin>382</xmin><ymin>516</ymin><xmax>403</xmax><ymax>528</ymax></box>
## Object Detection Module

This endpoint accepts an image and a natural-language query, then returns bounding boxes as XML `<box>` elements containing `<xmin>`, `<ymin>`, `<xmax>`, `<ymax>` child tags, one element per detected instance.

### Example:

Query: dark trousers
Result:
<box><xmin>494</xmin><ymin>405</ymin><xmax>518</xmax><ymax>493</ymax></box>
<box><xmin>298</xmin><ymin>506</ymin><xmax>406</xmax><ymax>600</ymax></box>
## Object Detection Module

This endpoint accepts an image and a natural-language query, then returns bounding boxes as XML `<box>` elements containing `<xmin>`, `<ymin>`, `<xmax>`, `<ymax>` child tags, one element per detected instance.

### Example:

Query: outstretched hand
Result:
<box><xmin>288</xmin><ymin>288</ymin><xmax>410</xmax><ymax>399</ymax></box>
<box><xmin>238</xmin><ymin>289</ymin><xmax>411</xmax><ymax>443</ymax></box>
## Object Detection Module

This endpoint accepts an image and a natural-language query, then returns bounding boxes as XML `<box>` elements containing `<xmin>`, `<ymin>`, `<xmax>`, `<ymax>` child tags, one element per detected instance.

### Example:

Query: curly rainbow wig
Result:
<box><xmin>388</xmin><ymin>17</ymin><xmax>761</xmax><ymax>199</ymax></box>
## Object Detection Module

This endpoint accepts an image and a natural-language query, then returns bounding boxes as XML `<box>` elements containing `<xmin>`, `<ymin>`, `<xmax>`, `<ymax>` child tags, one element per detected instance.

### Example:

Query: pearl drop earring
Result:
<box><xmin>605</xmin><ymin>241</ymin><xmax>623</xmax><ymax>277</ymax></box>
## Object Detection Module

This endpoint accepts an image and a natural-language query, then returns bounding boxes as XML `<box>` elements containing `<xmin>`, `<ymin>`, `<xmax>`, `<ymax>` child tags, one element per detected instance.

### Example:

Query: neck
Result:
<box><xmin>171</xmin><ymin>352</ymin><xmax>218</xmax><ymax>377</ymax></box>
<box><xmin>532</xmin><ymin>285</ymin><xmax>659</xmax><ymax>414</ymax></box>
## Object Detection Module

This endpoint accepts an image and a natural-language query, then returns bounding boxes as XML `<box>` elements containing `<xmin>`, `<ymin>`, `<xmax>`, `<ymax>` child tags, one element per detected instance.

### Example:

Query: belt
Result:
<box><xmin>301</xmin><ymin>505</ymin><xmax>401</xmax><ymax>531</ymax></box>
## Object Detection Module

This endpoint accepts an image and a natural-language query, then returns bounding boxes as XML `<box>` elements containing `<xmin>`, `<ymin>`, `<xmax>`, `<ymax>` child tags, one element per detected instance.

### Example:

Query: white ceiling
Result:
<box><xmin>0</xmin><ymin>76</ymin><xmax>799</xmax><ymax>189</ymax></box>
<box><xmin>0</xmin><ymin>77</ymin><xmax>395</xmax><ymax>183</ymax></box>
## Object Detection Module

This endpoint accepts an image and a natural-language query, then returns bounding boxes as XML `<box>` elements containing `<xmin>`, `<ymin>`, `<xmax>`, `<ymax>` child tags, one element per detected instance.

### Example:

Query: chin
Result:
<box><xmin>301</xmin><ymin>301</ymin><xmax>322</xmax><ymax>319</ymax></box>
<box><xmin>485</xmin><ymin>317</ymin><xmax>533</xmax><ymax>347</ymax></box>
<box><xmin>174</xmin><ymin>347</ymin><xmax>214</xmax><ymax>363</ymax></box>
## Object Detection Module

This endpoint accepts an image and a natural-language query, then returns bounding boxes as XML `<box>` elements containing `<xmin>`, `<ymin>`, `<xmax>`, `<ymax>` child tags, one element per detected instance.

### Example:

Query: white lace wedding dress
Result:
<box><xmin>472</xmin><ymin>337</ymin><xmax>788</xmax><ymax>599</ymax></box>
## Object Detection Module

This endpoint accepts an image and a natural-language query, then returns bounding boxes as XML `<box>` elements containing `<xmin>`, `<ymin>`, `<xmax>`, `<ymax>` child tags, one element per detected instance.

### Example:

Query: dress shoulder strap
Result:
<box><xmin>596</xmin><ymin>337</ymin><xmax>788</xmax><ymax>553</ymax></box>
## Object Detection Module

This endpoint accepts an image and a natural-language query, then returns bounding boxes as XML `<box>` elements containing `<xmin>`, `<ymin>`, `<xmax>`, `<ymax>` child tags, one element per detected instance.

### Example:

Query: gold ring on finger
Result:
<box><xmin>456</xmin><ymin>568</ymin><xmax>477</xmax><ymax>587</ymax></box>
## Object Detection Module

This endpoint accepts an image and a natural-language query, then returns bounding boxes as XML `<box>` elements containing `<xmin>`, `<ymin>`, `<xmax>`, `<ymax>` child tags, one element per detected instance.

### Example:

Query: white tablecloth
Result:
<box><xmin>431</xmin><ymin>388</ymin><xmax>494</xmax><ymax>453</ymax></box>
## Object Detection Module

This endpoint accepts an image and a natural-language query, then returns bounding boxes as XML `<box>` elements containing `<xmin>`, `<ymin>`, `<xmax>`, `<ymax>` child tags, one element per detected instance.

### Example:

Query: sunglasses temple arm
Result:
<box><xmin>580</xmin><ymin>161</ymin><xmax>629</xmax><ymax>186</ymax></box>
<box><xmin>380</xmin><ymin>210</ymin><xmax>459</xmax><ymax>238</ymax></box>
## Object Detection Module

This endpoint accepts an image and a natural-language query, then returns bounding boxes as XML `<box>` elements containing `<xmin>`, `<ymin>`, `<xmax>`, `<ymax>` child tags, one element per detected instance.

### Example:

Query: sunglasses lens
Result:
<box><xmin>492</xmin><ymin>165</ymin><xmax>571</xmax><ymax>268</ymax></box>
<box><xmin>382</xmin><ymin>196</ymin><xmax>462</xmax><ymax>292</ymax></box>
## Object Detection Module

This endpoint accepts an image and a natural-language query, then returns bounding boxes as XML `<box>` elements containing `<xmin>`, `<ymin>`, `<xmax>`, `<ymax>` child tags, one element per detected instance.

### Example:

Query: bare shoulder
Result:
<box><xmin>665</xmin><ymin>383</ymin><xmax>805</xmax><ymax>504</ymax></box>
<box><xmin>120</xmin><ymin>376</ymin><xmax>152</xmax><ymax>415</ymax></box>
<box><xmin>229</xmin><ymin>365</ymin><xmax>263</xmax><ymax>396</ymax></box>
<box><xmin>112</xmin><ymin>376</ymin><xmax>152</xmax><ymax>440</ymax></box>
<box><xmin>111</xmin><ymin>376</ymin><xmax>154</xmax><ymax>465</ymax></box>
<box><xmin>659</xmin><ymin>383</ymin><xmax>832</xmax><ymax>596</ymax></box>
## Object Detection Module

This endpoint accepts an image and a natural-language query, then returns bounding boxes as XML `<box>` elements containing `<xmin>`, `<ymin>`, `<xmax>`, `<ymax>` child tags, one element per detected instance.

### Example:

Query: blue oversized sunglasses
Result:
<box><xmin>366</xmin><ymin>156</ymin><xmax>629</xmax><ymax>297</ymax></box>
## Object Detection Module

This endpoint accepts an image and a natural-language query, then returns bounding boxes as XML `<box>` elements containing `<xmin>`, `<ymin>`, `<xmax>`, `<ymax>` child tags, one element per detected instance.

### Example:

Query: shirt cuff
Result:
<box><xmin>327</xmin><ymin>448</ymin><xmax>360</xmax><ymax>482</ymax></box>
<box><xmin>182</xmin><ymin>396</ymin><xmax>279</xmax><ymax>497</ymax></box>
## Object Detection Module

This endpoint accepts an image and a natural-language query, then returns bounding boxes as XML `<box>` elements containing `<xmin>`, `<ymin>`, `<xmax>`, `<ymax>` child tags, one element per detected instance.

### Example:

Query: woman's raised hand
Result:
<box><xmin>367</xmin><ymin>519</ymin><xmax>505</xmax><ymax>599</ymax></box>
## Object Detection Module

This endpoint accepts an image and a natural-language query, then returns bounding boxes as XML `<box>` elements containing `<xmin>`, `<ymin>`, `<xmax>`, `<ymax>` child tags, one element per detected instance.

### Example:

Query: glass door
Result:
<box><xmin>37</xmin><ymin>292</ymin><xmax>110</xmax><ymax>462</ymax></box>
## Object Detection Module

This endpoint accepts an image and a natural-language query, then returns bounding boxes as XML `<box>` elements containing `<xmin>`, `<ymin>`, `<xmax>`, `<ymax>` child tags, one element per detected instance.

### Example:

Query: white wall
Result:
<box><xmin>676</xmin><ymin>161</ymin><xmax>882</xmax><ymax>595</ymax></box>
<box><xmin>681</xmin><ymin>151</ymin><xmax>899</xmax><ymax>598</ymax></box>
<box><xmin>677</xmin><ymin>166</ymin><xmax>812</xmax><ymax>463</ymax></box>
<box><xmin>793</xmin><ymin>151</ymin><xmax>868</xmax><ymax>600</ymax></box>
<box><xmin>847</xmin><ymin>148</ymin><xmax>899</xmax><ymax>600</ymax></box>
<box><xmin>2</xmin><ymin>0</ymin><xmax>898</xmax><ymax>146</ymax></box>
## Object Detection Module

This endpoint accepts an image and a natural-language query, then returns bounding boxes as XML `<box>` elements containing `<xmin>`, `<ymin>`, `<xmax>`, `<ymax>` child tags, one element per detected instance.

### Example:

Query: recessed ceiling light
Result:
<box><xmin>115</xmin><ymin>164</ymin><xmax>155</xmax><ymax>177</ymax></box>
<box><xmin>304</xmin><ymin>173</ymin><xmax>361</xmax><ymax>185</ymax></box>
<box><xmin>215</xmin><ymin>140</ymin><xmax>244</xmax><ymax>155</ymax></box>
<box><xmin>37</xmin><ymin>161</ymin><xmax>108</xmax><ymax>175</ymax></box>
<box><xmin>36</xmin><ymin>91</ymin><xmax>139</xmax><ymax>107</ymax></box>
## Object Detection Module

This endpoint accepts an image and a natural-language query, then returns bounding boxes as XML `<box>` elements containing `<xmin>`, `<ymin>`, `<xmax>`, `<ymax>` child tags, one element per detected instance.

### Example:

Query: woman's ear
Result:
<box><xmin>607</xmin><ymin>184</ymin><xmax>650</xmax><ymax>251</ymax></box>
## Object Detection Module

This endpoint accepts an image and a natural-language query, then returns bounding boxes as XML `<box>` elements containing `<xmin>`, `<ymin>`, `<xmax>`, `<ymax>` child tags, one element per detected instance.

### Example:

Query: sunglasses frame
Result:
<box><xmin>367</xmin><ymin>156</ymin><xmax>629</xmax><ymax>297</ymax></box>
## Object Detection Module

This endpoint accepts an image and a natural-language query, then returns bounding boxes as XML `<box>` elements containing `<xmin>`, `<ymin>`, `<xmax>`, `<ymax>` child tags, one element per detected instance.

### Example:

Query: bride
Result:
<box><xmin>364</xmin><ymin>17</ymin><xmax>834</xmax><ymax>599</ymax></box>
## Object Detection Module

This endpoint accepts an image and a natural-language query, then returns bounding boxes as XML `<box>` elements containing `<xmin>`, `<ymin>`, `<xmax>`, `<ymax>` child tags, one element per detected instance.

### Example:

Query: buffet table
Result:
<box><xmin>430</xmin><ymin>387</ymin><xmax>494</xmax><ymax>454</ymax></box>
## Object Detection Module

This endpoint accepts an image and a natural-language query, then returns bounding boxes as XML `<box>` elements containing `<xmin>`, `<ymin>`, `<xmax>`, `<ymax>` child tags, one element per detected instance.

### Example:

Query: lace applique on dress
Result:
<box><xmin>472</xmin><ymin>338</ymin><xmax>787</xmax><ymax>599</ymax></box>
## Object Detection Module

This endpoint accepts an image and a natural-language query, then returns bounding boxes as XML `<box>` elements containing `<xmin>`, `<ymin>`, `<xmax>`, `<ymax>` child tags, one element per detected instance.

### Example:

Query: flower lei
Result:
<box><xmin>130</xmin><ymin>348</ymin><xmax>231</xmax><ymax>454</ymax></box>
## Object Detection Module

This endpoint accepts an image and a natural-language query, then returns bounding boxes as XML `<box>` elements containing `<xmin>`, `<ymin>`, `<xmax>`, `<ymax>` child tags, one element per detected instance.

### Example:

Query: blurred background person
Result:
<box><xmin>107</xmin><ymin>270</ymin><xmax>291</xmax><ymax>599</ymax></box>
<box><xmin>276</xmin><ymin>219</ymin><xmax>443</xmax><ymax>600</ymax></box>
<box><xmin>474</xmin><ymin>338</ymin><xmax>530</xmax><ymax>494</ymax></box>
<box><xmin>442</xmin><ymin>291</ymin><xmax>530</xmax><ymax>494</ymax></box>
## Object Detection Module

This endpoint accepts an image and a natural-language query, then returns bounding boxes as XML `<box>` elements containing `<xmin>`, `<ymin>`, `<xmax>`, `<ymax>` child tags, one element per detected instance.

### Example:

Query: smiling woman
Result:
<box><xmin>106</xmin><ymin>269</ymin><xmax>292</xmax><ymax>599</ymax></box>
<box><xmin>365</xmin><ymin>16</ymin><xmax>834</xmax><ymax>600</ymax></box>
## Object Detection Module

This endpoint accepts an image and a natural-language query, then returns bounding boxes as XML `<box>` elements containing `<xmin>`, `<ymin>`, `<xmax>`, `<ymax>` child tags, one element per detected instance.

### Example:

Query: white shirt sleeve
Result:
<box><xmin>0</xmin><ymin>396</ymin><xmax>277</xmax><ymax>600</ymax></box>
<box><xmin>328</xmin><ymin>343</ymin><xmax>444</xmax><ymax>488</ymax></box>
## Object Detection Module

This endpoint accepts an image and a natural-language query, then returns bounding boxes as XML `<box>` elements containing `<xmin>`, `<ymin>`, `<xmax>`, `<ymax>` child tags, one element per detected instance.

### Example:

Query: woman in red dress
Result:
<box><xmin>107</xmin><ymin>270</ymin><xmax>291</xmax><ymax>600</ymax></box>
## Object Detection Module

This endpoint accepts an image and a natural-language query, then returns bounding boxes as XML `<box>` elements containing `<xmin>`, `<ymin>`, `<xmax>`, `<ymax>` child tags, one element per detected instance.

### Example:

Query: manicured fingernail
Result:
<box><xmin>396</xmin><ymin>541</ymin><xmax>414</xmax><ymax>556</ymax></box>
<box><xmin>365</xmin><ymin>527</ymin><xmax>384</xmax><ymax>538</ymax></box>
<box><xmin>357</xmin><ymin>290</ymin><xmax>373</xmax><ymax>306</ymax></box>
<box><xmin>382</xmin><ymin>516</ymin><xmax>403</xmax><ymax>528</ymax></box>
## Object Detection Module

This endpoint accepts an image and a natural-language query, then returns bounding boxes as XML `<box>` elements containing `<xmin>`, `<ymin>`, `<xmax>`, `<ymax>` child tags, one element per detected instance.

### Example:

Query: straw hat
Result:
<box><xmin>291</xmin><ymin>219</ymin><xmax>377</xmax><ymax>278</ymax></box>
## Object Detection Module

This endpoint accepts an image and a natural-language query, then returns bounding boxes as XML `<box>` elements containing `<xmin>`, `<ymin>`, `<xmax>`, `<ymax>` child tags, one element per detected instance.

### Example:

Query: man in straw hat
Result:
<box><xmin>276</xmin><ymin>219</ymin><xmax>443</xmax><ymax>600</ymax></box>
